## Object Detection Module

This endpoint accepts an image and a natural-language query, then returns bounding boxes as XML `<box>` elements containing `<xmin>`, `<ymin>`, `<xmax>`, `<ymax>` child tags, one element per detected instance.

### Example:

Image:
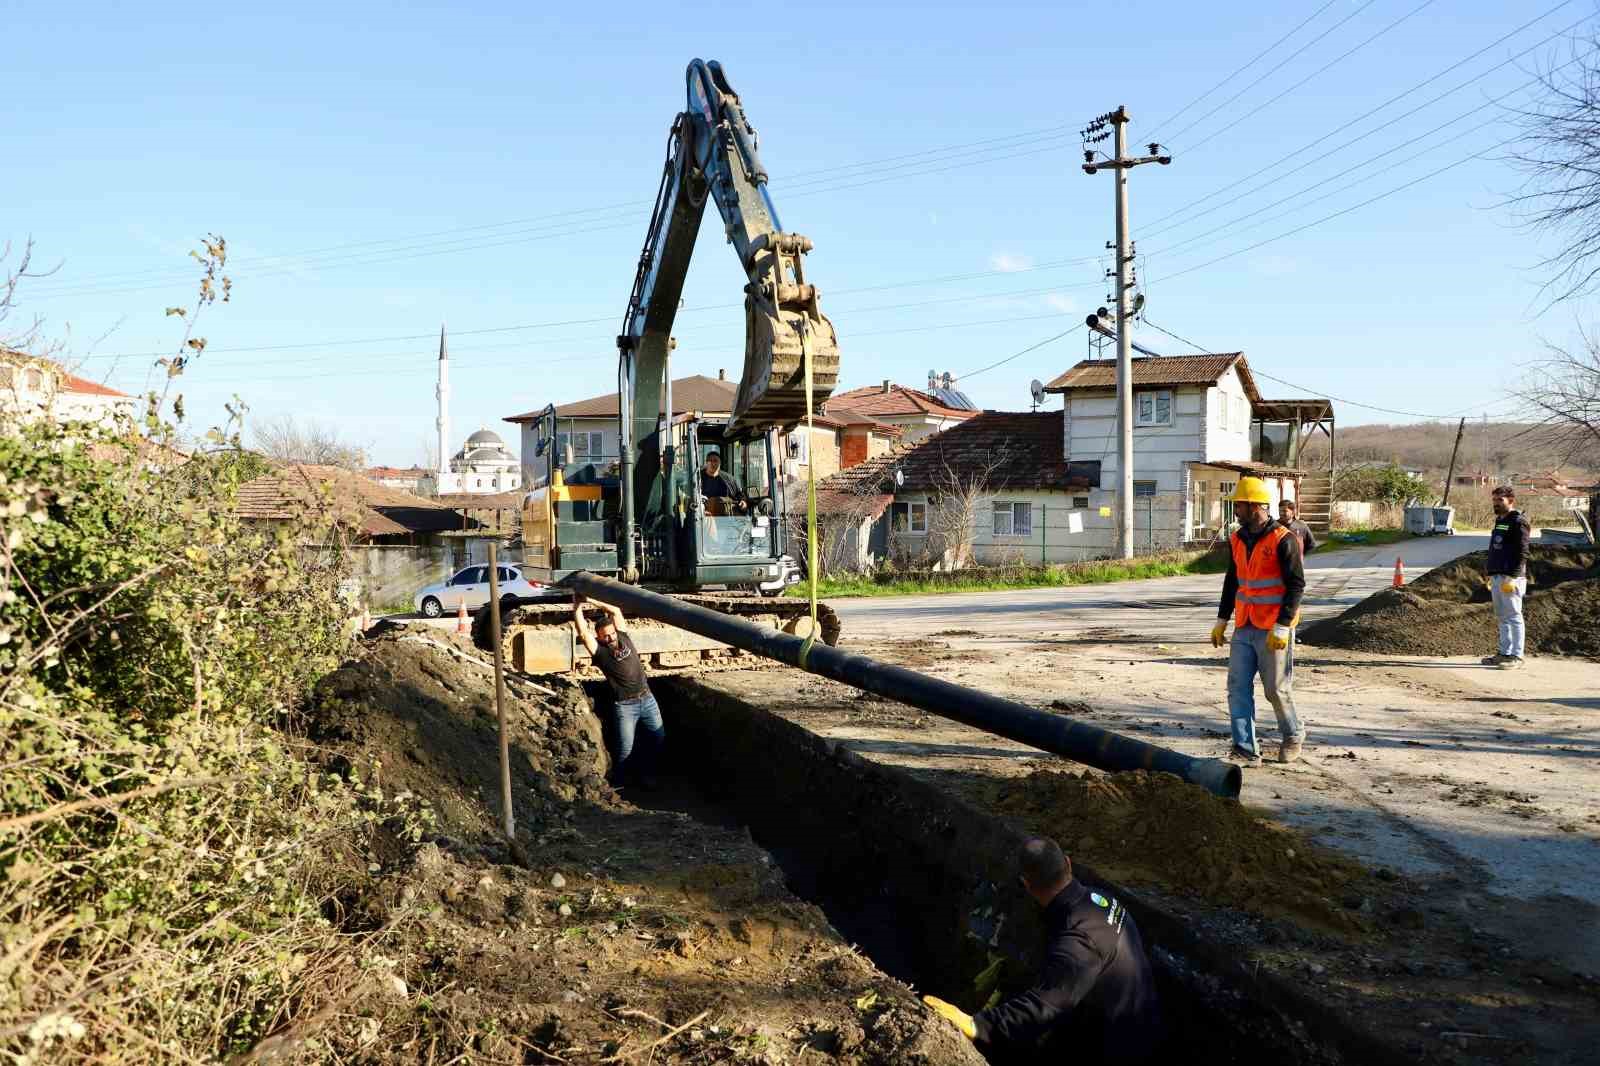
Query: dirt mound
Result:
<box><xmin>298</xmin><ymin>626</ymin><xmax>983</xmax><ymax>1064</ymax></box>
<box><xmin>965</xmin><ymin>769</ymin><xmax>1375</xmax><ymax>935</ymax></box>
<box><xmin>1301</xmin><ymin>548</ymin><xmax>1600</xmax><ymax>659</ymax></box>
<box><xmin>309</xmin><ymin>627</ymin><xmax>616</xmax><ymax>834</ymax></box>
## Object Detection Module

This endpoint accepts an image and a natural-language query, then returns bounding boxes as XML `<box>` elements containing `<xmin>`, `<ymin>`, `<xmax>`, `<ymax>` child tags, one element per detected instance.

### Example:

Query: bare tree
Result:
<box><xmin>251</xmin><ymin>413</ymin><xmax>369</xmax><ymax>469</ymax></box>
<box><xmin>1506</xmin><ymin>39</ymin><xmax>1600</xmax><ymax>303</ymax></box>
<box><xmin>1</xmin><ymin>238</ymin><xmax>60</xmax><ymax>355</ymax></box>
<box><xmin>1511</xmin><ymin>334</ymin><xmax>1600</xmax><ymax>469</ymax></box>
<box><xmin>921</xmin><ymin>443</ymin><xmax>1011</xmax><ymax>570</ymax></box>
<box><xmin>418</xmin><ymin>434</ymin><xmax>439</xmax><ymax>472</ymax></box>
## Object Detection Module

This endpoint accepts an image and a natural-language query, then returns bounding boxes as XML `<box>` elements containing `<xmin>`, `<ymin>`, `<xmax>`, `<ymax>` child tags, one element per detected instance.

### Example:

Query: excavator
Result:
<box><xmin>475</xmin><ymin>59</ymin><xmax>843</xmax><ymax>675</ymax></box>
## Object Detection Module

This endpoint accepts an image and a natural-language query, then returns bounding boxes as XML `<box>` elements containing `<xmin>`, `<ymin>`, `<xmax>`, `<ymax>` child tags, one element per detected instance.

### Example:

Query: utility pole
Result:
<box><xmin>1082</xmin><ymin>108</ymin><xmax>1170</xmax><ymax>558</ymax></box>
<box><xmin>1441</xmin><ymin>416</ymin><xmax>1466</xmax><ymax>507</ymax></box>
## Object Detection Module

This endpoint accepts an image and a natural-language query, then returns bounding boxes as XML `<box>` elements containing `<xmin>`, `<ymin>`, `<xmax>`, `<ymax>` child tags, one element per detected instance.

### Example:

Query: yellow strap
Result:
<box><xmin>799</xmin><ymin>320</ymin><xmax>819</xmax><ymax>668</ymax></box>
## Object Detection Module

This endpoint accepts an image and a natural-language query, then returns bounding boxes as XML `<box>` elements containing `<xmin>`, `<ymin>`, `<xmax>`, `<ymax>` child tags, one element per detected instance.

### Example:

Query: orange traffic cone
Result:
<box><xmin>456</xmin><ymin>598</ymin><xmax>468</xmax><ymax>634</ymax></box>
<box><xmin>1393</xmin><ymin>557</ymin><xmax>1405</xmax><ymax>588</ymax></box>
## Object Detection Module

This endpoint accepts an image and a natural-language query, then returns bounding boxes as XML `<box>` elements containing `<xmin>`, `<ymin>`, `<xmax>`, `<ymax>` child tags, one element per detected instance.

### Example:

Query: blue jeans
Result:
<box><xmin>1227</xmin><ymin>624</ymin><xmax>1303</xmax><ymax>757</ymax></box>
<box><xmin>1490</xmin><ymin>576</ymin><xmax>1526</xmax><ymax>658</ymax></box>
<box><xmin>612</xmin><ymin>690</ymin><xmax>665</xmax><ymax>780</ymax></box>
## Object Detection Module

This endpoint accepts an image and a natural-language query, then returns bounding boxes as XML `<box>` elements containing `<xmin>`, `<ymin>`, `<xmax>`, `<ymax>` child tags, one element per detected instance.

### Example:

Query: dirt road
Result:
<box><xmin>812</xmin><ymin>534</ymin><xmax>1600</xmax><ymax>981</ymax></box>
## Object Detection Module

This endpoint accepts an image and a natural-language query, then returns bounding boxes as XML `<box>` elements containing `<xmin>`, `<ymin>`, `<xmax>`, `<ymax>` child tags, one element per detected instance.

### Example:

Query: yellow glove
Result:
<box><xmin>921</xmin><ymin>995</ymin><xmax>976</xmax><ymax>1040</ymax></box>
<box><xmin>1267</xmin><ymin>624</ymin><xmax>1292</xmax><ymax>652</ymax></box>
<box><xmin>1499</xmin><ymin>579</ymin><xmax>1516</xmax><ymax>595</ymax></box>
<box><xmin>1209</xmin><ymin>620</ymin><xmax>1229</xmax><ymax>648</ymax></box>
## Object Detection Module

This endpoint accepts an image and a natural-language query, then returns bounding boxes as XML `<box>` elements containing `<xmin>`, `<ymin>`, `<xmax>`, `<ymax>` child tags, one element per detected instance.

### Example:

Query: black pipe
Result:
<box><xmin>566</xmin><ymin>572</ymin><xmax>1241</xmax><ymax>799</ymax></box>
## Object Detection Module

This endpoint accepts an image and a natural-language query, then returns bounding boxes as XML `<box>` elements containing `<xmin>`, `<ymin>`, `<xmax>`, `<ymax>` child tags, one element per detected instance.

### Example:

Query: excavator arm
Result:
<box><xmin>615</xmin><ymin>58</ymin><xmax>838</xmax><ymax>580</ymax></box>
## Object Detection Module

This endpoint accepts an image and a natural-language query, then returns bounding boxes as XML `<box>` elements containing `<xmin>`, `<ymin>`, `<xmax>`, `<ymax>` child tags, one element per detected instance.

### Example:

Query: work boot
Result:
<box><xmin>1480</xmin><ymin>653</ymin><xmax>1507</xmax><ymax>666</ymax></box>
<box><xmin>1496</xmin><ymin>656</ymin><xmax>1525</xmax><ymax>670</ymax></box>
<box><xmin>1228</xmin><ymin>746</ymin><xmax>1262</xmax><ymax>767</ymax></box>
<box><xmin>1279</xmin><ymin>737</ymin><xmax>1304</xmax><ymax>764</ymax></box>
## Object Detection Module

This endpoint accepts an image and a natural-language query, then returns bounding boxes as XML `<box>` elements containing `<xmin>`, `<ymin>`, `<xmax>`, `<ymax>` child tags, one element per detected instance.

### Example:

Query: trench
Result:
<box><xmin>578</xmin><ymin>675</ymin><xmax>1398</xmax><ymax>1066</ymax></box>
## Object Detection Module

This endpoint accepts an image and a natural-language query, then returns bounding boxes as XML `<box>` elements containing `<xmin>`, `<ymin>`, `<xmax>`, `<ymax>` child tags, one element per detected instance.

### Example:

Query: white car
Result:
<box><xmin>415</xmin><ymin>564</ymin><xmax>543</xmax><ymax>618</ymax></box>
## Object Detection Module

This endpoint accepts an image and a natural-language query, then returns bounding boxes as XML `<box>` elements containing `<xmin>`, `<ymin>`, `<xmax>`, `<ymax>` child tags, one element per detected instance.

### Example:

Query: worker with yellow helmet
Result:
<box><xmin>1209</xmin><ymin>476</ymin><xmax>1307</xmax><ymax>765</ymax></box>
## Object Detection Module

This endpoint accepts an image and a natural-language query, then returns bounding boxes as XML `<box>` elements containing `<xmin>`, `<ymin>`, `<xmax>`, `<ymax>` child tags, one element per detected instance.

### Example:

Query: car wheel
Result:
<box><xmin>421</xmin><ymin>596</ymin><xmax>443</xmax><ymax>618</ymax></box>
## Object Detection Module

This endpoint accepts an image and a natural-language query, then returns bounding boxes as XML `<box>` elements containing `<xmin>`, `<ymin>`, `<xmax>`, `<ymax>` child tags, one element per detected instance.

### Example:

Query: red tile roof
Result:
<box><xmin>827</xmin><ymin>383</ymin><xmax>978</xmax><ymax>421</ymax></box>
<box><xmin>60</xmin><ymin>371</ymin><xmax>131</xmax><ymax>398</ymax></box>
<box><xmin>505</xmin><ymin>375</ymin><xmax>738</xmax><ymax>422</ymax></box>
<box><xmin>236</xmin><ymin>464</ymin><xmax>469</xmax><ymax>538</ymax></box>
<box><xmin>366</xmin><ymin>465</ymin><xmax>429</xmax><ymax>480</ymax></box>
<box><xmin>1045</xmin><ymin>353</ymin><xmax>1261</xmax><ymax>403</ymax></box>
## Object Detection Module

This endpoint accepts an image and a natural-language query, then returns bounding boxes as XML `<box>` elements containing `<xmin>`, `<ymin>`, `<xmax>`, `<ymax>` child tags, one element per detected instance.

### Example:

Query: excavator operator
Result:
<box><xmin>700</xmin><ymin>451</ymin><xmax>748</xmax><ymax>516</ymax></box>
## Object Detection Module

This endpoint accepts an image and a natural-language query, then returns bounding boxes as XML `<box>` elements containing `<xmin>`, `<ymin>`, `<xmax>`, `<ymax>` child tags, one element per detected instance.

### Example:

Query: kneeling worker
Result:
<box><xmin>573</xmin><ymin>594</ymin><xmax>664</xmax><ymax>784</ymax></box>
<box><xmin>1210</xmin><ymin>476</ymin><xmax>1307</xmax><ymax>765</ymax></box>
<box><xmin>923</xmin><ymin>837</ymin><xmax>1164</xmax><ymax>1065</ymax></box>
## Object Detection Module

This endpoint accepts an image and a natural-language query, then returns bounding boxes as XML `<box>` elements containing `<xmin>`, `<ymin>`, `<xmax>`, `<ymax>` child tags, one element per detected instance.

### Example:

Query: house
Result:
<box><xmin>806</xmin><ymin>411</ymin><xmax>1101</xmax><ymax>569</ymax></box>
<box><xmin>1</xmin><ymin>350</ymin><xmax>137</xmax><ymax>425</ymax></box>
<box><xmin>826</xmin><ymin>379</ymin><xmax>978</xmax><ymax>443</ymax></box>
<box><xmin>236</xmin><ymin>464</ymin><xmax>494</xmax><ymax>603</ymax></box>
<box><xmin>504</xmin><ymin>372</ymin><xmax>740</xmax><ymax>480</ymax></box>
<box><xmin>1044</xmin><ymin>352</ymin><xmax>1335</xmax><ymax>550</ymax></box>
<box><xmin>367</xmin><ymin>465</ymin><xmax>433</xmax><ymax>493</ymax></box>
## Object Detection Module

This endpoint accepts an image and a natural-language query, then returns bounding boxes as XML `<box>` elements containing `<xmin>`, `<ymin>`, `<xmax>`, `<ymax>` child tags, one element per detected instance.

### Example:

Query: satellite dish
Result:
<box><xmin>1030</xmin><ymin>379</ymin><xmax>1045</xmax><ymax>405</ymax></box>
<box><xmin>893</xmin><ymin>468</ymin><xmax>905</xmax><ymax>487</ymax></box>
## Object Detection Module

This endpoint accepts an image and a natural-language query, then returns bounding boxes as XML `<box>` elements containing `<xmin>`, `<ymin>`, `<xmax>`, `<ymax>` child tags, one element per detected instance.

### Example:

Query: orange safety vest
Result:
<box><xmin>1230</xmin><ymin>525</ymin><xmax>1290</xmax><ymax>630</ymax></box>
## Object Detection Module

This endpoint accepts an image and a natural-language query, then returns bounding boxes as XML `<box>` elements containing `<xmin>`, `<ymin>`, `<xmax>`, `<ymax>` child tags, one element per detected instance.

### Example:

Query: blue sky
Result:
<box><xmin>4</xmin><ymin>0</ymin><xmax>1591</xmax><ymax>465</ymax></box>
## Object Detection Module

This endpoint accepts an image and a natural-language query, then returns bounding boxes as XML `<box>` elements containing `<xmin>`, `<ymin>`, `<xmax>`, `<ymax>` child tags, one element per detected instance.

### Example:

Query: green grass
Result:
<box><xmin>1315</xmin><ymin>526</ymin><xmax>1413</xmax><ymax>552</ymax></box>
<box><xmin>790</xmin><ymin>551</ymin><xmax>1228</xmax><ymax>598</ymax></box>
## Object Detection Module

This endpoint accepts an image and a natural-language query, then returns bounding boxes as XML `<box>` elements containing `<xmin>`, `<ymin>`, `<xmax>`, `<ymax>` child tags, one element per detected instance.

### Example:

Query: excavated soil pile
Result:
<box><xmin>967</xmin><ymin>769</ymin><xmax>1376</xmax><ymax>935</ymax></box>
<box><xmin>1300</xmin><ymin>547</ymin><xmax>1600</xmax><ymax>659</ymax></box>
<box><xmin>299</xmin><ymin>627</ymin><xmax>983</xmax><ymax>1065</ymax></box>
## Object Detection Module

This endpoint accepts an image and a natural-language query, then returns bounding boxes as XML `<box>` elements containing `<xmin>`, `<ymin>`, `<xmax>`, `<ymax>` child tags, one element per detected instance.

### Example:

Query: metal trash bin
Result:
<box><xmin>1430</xmin><ymin>506</ymin><xmax>1455</xmax><ymax>535</ymax></box>
<box><xmin>1403</xmin><ymin>506</ymin><xmax>1435</xmax><ymax>535</ymax></box>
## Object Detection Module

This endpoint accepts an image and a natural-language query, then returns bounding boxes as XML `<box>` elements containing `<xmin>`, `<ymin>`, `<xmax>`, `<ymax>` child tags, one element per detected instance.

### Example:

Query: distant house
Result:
<box><xmin>237</xmin><ymin>464</ymin><xmax>473</xmax><ymax>545</ymax></box>
<box><xmin>826</xmin><ymin>379</ymin><xmax>978</xmax><ymax>443</ymax></box>
<box><xmin>367</xmin><ymin>465</ymin><xmax>433</xmax><ymax>494</ymax></box>
<box><xmin>1</xmin><ymin>350</ymin><xmax>137</xmax><ymax>425</ymax></box>
<box><xmin>1045</xmin><ymin>352</ymin><xmax>1335</xmax><ymax>548</ymax></box>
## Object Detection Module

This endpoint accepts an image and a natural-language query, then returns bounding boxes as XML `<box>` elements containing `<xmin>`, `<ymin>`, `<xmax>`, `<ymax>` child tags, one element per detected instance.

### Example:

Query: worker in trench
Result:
<box><xmin>1482</xmin><ymin>485</ymin><xmax>1530</xmax><ymax>670</ymax></box>
<box><xmin>922</xmin><ymin>837</ymin><xmax>1165</xmax><ymax>1064</ymax></box>
<box><xmin>1210</xmin><ymin>477</ymin><xmax>1307</xmax><ymax>765</ymax></box>
<box><xmin>572</xmin><ymin>594</ymin><xmax>663</xmax><ymax>786</ymax></box>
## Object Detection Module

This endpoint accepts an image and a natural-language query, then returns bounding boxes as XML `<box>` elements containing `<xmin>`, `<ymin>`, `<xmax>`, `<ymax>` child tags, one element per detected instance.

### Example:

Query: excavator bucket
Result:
<box><xmin>731</xmin><ymin>232</ymin><xmax>839</xmax><ymax>431</ymax></box>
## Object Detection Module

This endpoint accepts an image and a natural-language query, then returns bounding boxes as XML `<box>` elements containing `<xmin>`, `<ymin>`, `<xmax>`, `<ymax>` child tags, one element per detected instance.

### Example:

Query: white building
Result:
<box><xmin>1</xmin><ymin>350</ymin><xmax>137</xmax><ymax>425</ymax></box>
<box><xmin>1044</xmin><ymin>352</ymin><xmax>1334</xmax><ymax>550</ymax></box>
<box><xmin>429</xmin><ymin>328</ymin><xmax>520</xmax><ymax>495</ymax></box>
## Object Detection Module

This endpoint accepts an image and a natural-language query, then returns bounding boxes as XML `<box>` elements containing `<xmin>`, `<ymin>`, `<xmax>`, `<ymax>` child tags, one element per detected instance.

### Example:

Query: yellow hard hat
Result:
<box><xmin>1231</xmin><ymin>476</ymin><xmax>1272</xmax><ymax>504</ymax></box>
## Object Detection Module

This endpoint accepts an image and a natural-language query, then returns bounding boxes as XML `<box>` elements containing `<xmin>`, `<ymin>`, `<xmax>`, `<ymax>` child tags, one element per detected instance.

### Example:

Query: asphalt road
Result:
<box><xmin>830</xmin><ymin>535</ymin><xmax>1489</xmax><ymax>645</ymax></box>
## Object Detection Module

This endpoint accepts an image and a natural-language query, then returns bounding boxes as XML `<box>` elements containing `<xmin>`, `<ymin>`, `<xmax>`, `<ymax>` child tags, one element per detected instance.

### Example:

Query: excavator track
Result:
<box><xmin>473</xmin><ymin>591</ymin><xmax>841</xmax><ymax>678</ymax></box>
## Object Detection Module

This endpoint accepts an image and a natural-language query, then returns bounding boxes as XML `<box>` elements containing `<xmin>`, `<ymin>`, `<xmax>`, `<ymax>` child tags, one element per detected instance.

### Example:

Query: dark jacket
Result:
<box><xmin>700</xmin><ymin>469</ymin><xmax>744</xmax><ymax>500</ymax></box>
<box><xmin>973</xmin><ymin>880</ymin><xmax>1164</xmax><ymax>1064</ymax></box>
<box><xmin>1285</xmin><ymin>518</ymin><xmax>1317</xmax><ymax>557</ymax></box>
<box><xmin>1486</xmin><ymin>509</ymin><xmax>1530</xmax><ymax>576</ymax></box>
<box><xmin>1217</xmin><ymin>518</ymin><xmax>1306</xmax><ymax>624</ymax></box>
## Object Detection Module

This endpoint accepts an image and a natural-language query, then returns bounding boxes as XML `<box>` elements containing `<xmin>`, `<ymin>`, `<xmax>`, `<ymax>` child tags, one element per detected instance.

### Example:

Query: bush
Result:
<box><xmin>0</xmin><ymin>414</ymin><xmax>426</xmax><ymax>1062</ymax></box>
<box><xmin>1334</xmin><ymin>464</ymin><xmax>1436</xmax><ymax>506</ymax></box>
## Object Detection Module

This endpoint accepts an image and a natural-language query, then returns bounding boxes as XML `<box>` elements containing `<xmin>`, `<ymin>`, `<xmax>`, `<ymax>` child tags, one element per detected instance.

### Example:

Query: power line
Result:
<box><xmin>26</xmin><ymin>126</ymin><xmax>1085</xmax><ymax>300</ymax></box>
<box><xmin>1180</xmin><ymin>0</ymin><xmax>1440</xmax><ymax>155</ymax></box>
<box><xmin>1141</xmin><ymin>3</ymin><xmax>1591</xmax><ymax>237</ymax></box>
<box><xmin>1146</xmin><ymin>0</ymin><xmax>1343</xmax><ymax>140</ymax></box>
<box><xmin>959</xmin><ymin>324</ymin><xmax>1085</xmax><ymax>381</ymax></box>
<box><xmin>1159</xmin><ymin>0</ymin><xmax>1382</xmax><ymax>146</ymax></box>
<box><xmin>1139</xmin><ymin>318</ymin><xmax>1506</xmax><ymax>420</ymax></box>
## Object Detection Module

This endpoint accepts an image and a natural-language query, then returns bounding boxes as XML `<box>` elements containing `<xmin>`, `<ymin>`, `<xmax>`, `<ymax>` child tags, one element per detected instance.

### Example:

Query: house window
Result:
<box><xmin>992</xmin><ymin>501</ymin><xmax>1032</xmax><ymax>536</ymax></box>
<box><xmin>891</xmin><ymin>501</ymin><xmax>927</xmax><ymax>533</ymax></box>
<box><xmin>1133</xmin><ymin>481</ymin><xmax>1158</xmax><ymax>498</ymax></box>
<box><xmin>1218</xmin><ymin>480</ymin><xmax>1236</xmax><ymax>496</ymax></box>
<box><xmin>1218</xmin><ymin>391</ymin><xmax>1230</xmax><ymax>431</ymax></box>
<box><xmin>787</xmin><ymin>432</ymin><xmax>810</xmax><ymax>464</ymax></box>
<box><xmin>1072</xmin><ymin>495</ymin><xmax>1089</xmax><ymax>509</ymax></box>
<box><xmin>1135</xmin><ymin>390</ymin><xmax>1172</xmax><ymax>427</ymax></box>
<box><xmin>25</xmin><ymin>368</ymin><xmax>43</xmax><ymax>390</ymax></box>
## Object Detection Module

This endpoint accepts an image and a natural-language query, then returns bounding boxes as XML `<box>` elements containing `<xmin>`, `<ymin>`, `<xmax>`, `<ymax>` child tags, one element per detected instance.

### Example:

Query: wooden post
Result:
<box><xmin>487</xmin><ymin>543</ymin><xmax>515</xmax><ymax>842</ymax></box>
<box><xmin>1441</xmin><ymin>417</ymin><xmax>1467</xmax><ymax>508</ymax></box>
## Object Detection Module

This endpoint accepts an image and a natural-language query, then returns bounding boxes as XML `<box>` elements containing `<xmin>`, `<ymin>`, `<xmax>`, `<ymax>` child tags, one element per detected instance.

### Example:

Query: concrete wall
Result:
<box><xmin>347</xmin><ymin>544</ymin><xmax>453</xmax><ymax>608</ymax></box>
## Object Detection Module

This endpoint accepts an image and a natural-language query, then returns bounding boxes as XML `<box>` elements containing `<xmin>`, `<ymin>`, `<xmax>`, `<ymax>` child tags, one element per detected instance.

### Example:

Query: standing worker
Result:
<box><xmin>572</xmin><ymin>594</ymin><xmax>665</xmax><ymax>785</ymax></box>
<box><xmin>1279</xmin><ymin>498</ymin><xmax>1317</xmax><ymax>556</ymax></box>
<box><xmin>922</xmin><ymin>837</ymin><xmax>1164</xmax><ymax>1064</ymax></box>
<box><xmin>1482</xmin><ymin>486</ymin><xmax>1531</xmax><ymax>670</ymax></box>
<box><xmin>1210</xmin><ymin>477</ymin><xmax>1307</xmax><ymax>765</ymax></box>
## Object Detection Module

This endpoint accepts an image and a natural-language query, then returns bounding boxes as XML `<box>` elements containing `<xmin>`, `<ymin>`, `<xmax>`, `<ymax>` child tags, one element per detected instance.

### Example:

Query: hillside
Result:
<box><xmin>1299</xmin><ymin>421</ymin><xmax>1595</xmax><ymax>482</ymax></box>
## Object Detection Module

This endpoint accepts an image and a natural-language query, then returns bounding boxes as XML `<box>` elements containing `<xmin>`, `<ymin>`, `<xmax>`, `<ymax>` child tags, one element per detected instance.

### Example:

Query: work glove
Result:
<box><xmin>1209</xmin><ymin>620</ymin><xmax>1229</xmax><ymax>648</ymax></box>
<box><xmin>1499</xmin><ymin>579</ymin><xmax>1516</xmax><ymax>595</ymax></box>
<box><xmin>921</xmin><ymin>995</ymin><xmax>976</xmax><ymax>1040</ymax></box>
<box><xmin>1267</xmin><ymin>624</ymin><xmax>1292</xmax><ymax>652</ymax></box>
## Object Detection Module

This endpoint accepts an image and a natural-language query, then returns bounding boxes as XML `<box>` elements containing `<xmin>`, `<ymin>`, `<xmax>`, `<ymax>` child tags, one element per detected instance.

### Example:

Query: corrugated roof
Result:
<box><xmin>1045</xmin><ymin>353</ymin><xmax>1262</xmax><ymax>404</ymax></box>
<box><xmin>828</xmin><ymin>383</ymin><xmax>979</xmax><ymax>421</ymax></box>
<box><xmin>505</xmin><ymin>375</ymin><xmax>738</xmax><ymax>422</ymax></box>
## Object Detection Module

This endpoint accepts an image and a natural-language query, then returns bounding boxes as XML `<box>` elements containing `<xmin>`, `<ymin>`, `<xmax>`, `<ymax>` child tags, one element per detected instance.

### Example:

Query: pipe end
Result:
<box><xmin>1184</xmin><ymin>758</ymin><xmax>1242</xmax><ymax>801</ymax></box>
